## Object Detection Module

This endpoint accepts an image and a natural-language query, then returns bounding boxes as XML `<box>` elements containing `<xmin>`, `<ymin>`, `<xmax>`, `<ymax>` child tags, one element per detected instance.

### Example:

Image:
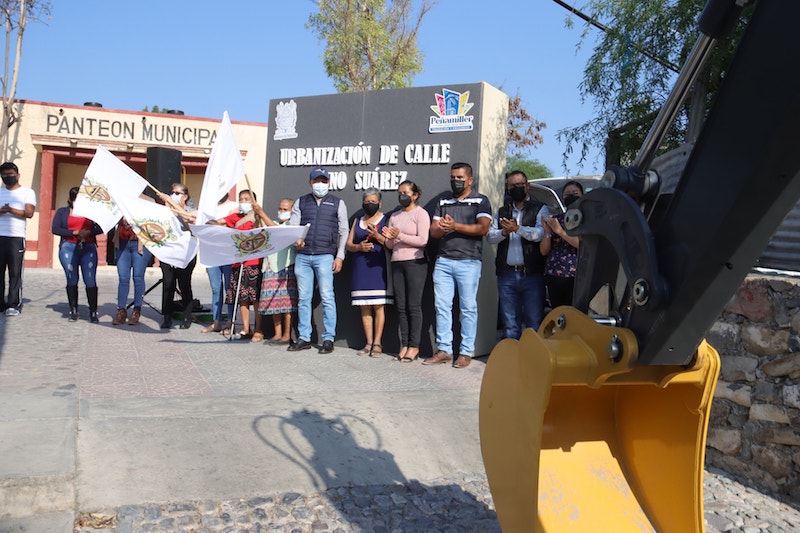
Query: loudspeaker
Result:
<box><xmin>146</xmin><ymin>147</ymin><xmax>182</xmax><ymax>195</ymax></box>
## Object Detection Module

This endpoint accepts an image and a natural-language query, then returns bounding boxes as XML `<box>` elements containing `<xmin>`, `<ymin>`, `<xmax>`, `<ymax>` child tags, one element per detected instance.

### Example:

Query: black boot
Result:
<box><xmin>180</xmin><ymin>300</ymin><xmax>192</xmax><ymax>329</ymax></box>
<box><xmin>160</xmin><ymin>314</ymin><xmax>173</xmax><ymax>329</ymax></box>
<box><xmin>66</xmin><ymin>285</ymin><xmax>79</xmax><ymax>322</ymax></box>
<box><xmin>86</xmin><ymin>287</ymin><xmax>99</xmax><ymax>323</ymax></box>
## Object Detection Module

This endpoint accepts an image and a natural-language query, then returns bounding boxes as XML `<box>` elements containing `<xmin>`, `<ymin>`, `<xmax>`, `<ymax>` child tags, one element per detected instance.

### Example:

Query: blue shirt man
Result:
<box><xmin>288</xmin><ymin>167</ymin><xmax>349</xmax><ymax>354</ymax></box>
<box><xmin>424</xmin><ymin>162</ymin><xmax>492</xmax><ymax>369</ymax></box>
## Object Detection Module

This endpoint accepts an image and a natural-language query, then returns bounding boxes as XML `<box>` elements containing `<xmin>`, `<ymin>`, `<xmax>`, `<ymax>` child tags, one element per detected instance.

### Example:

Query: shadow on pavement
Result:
<box><xmin>252</xmin><ymin>409</ymin><xmax>499</xmax><ymax>531</ymax></box>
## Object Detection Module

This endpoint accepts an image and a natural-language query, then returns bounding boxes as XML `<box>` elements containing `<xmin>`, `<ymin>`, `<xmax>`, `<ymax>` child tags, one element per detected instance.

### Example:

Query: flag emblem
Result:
<box><xmin>232</xmin><ymin>231</ymin><xmax>271</xmax><ymax>256</ymax></box>
<box><xmin>80</xmin><ymin>179</ymin><xmax>114</xmax><ymax>207</ymax></box>
<box><xmin>136</xmin><ymin>221</ymin><xmax>174</xmax><ymax>247</ymax></box>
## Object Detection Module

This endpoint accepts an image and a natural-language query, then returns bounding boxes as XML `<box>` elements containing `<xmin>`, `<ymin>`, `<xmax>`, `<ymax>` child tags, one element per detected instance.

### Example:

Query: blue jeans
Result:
<box><xmin>207</xmin><ymin>265</ymin><xmax>233</xmax><ymax>321</ymax></box>
<box><xmin>294</xmin><ymin>253</ymin><xmax>337</xmax><ymax>343</ymax></box>
<box><xmin>497</xmin><ymin>270</ymin><xmax>545</xmax><ymax>339</ymax></box>
<box><xmin>432</xmin><ymin>257</ymin><xmax>481</xmax><ymax>356</ymax></box>
<box><xmin>59</xmin><ymin>241</ymin><xmax>98</xmax><ymax>288</ymax></box>
<box><xmin>116</xmin><ymin>240</ymin><xmax>152</xmax><ymax>309</ymax></box>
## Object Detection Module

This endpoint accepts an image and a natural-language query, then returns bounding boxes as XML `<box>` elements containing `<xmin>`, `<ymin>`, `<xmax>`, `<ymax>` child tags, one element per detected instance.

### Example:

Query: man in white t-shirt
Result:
<box><xmin>0</xmin><ymin>162</ymin><xmax>36</xmax><ymax>315</ymax></box>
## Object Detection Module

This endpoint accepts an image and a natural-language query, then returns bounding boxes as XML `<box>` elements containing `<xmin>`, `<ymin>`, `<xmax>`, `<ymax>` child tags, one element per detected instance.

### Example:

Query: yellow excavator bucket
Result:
<box><xmin>479</xmin><ymin>307</ymin><xmax>720</xmax><ymax>533</ymax></box>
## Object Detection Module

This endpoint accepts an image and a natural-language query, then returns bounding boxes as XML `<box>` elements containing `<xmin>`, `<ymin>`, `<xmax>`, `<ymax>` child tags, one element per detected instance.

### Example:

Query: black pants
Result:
<box><xmin>160</xmin><ymin>257</ymin><xmax>196</xmax><ymax>316</ymax></box>
<box><xmin>545</xmin><ymin>274</ymin><xmax>575</xmax><ymax>309</ymax></box>
<box><xmin>392</xmin><ymin>258</ymin><xmax>428</xmax><ymax>348</ymax></box>
<box><xmin>0</xmin><ymin>236</ymin><xmax>25</xmax><ymax>310</ymax></box>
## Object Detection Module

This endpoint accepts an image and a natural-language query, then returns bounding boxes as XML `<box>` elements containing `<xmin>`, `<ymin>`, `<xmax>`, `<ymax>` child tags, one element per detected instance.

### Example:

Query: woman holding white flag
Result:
<box><xmin>51</xmin><ymin>186</ymin><xmax>103</xmax><ymax>322</ymax></box>
<box><xmin>209</xmin><ymin>189</ymin><xmax>275</xmax><ymax>340</ymax></box>
<box><xmin>157</xmin><ymin>183</ymin><xmax>197</xmax><ymax>329</ymax></box>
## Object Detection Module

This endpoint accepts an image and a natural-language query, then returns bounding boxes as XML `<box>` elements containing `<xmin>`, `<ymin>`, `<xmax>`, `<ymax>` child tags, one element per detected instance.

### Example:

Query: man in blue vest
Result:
<box><xmin>287</xmin><ymin>167</ymin><xmax>349</xmax><ymax>354</ymax></box>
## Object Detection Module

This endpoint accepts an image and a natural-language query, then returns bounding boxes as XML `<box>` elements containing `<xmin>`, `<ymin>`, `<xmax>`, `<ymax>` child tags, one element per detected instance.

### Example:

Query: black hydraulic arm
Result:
<box><xmin>569</xmin><ymin>0</ymin><xmax>800</xmax><ymax>365</ymax></box>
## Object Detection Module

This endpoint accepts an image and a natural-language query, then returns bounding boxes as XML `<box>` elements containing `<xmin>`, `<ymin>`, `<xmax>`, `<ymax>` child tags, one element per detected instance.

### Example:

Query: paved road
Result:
<box><xmin>0</xmin><ymin>268</ymin><xmax>798</xmax><ymax>532</ymax></box>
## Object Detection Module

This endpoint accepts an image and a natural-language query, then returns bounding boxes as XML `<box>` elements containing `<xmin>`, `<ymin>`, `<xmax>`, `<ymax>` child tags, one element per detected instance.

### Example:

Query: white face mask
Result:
<box><xmin>277</xmin><ymin>211</ymin><xmax>291</xmax><ymax>222</ymax></box>
<box><xmin>170</xmin><ymin>192</ymin><xmax>183</xmax><ymax>203</ymax></box>
<box><xmin>312</xmin><ymin>182</ymin><xmax>329</xmax><ymax>197</ymax></box>
<box><xmin>239</xmin><ymin>202</ymin><xmax>253</xmax><ymax>214</ymax></box>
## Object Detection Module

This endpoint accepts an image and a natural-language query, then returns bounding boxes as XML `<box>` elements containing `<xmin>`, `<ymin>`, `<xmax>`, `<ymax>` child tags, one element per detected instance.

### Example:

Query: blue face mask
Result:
<box><xmin>239</xmin><ymin>202</ymin><xmax>253</xmax><ymax>214</ymax></box>
<box><xmin>312</xmin><ymin>182</ymin><xmax>329</xmax><ymax>197</ymax></box>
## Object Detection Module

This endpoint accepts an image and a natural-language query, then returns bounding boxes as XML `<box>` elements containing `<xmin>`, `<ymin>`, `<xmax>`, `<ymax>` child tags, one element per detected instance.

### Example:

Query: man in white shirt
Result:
<box><xmin>0</xmin><ymin>162</ymin><xmax>36</xmax><ymax>315</ymax></box>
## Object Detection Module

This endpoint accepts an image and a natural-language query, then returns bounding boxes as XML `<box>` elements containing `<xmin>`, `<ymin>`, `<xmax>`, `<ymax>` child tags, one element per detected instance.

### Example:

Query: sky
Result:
<box><xmin>17</xmin><ymin>0</ymin><xmax>606</xmax><ymax>177</ymax></box>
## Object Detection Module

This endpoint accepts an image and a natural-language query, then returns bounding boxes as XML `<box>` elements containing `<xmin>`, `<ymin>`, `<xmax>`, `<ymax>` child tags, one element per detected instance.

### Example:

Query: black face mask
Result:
<box><xmin>398</xmin><ymin>193</ymin><xmax>412</xmax><ymax>208</ymax></box>
<box><xmin>1</xmin><ymin>175</ymin><xmax>18</xmax><ymax>187</ymax></box>
<box><xmin>362</xmin><ymin>202</ymin><xmax>379</xmax><ymax>216</ymax></box>
<box><xmin>450</xmin><ymin>179</ymin><xmax>466</xmax><ymax>196</ymax></box>
<box><xmin>508</xmin><ymin>185</ymin><xmax>526</xmax><ymax>202</ymax></box>
<box><xmin>563</xmin><ymin>193</ymin><xmax>580</xmax><ymax>207</ymax></box>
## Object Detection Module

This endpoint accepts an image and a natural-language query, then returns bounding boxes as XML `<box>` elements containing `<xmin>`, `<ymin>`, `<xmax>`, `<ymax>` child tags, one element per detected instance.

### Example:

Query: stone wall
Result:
<box><xmin>705</xmin><ymin>275</ymin><xmax>800</xmax><ymax>502</ymax></box>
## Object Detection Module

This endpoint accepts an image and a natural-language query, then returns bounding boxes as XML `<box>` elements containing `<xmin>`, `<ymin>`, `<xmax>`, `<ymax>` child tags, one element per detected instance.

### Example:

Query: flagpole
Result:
<box><xmin>147</xmin><ymin>182</ymin><xmax>189</xmax><ymax>214</ymax></box>
<box><xmin>228</xmin><ymin>264</ymin><xmax>244</xmax><ymax>341</ymax></box>
<box><xmin>244</xmin><ymin>174</ymin><xmax>263</xmax><ymax>228</ymax></box>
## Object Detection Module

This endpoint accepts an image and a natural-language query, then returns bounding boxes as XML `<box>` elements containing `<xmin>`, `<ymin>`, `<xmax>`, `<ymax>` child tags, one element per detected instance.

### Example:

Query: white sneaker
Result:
<box><xmin>5</xmin><ymin>308</ymin><xmax>20</xmax><ymax>316</ymax></box>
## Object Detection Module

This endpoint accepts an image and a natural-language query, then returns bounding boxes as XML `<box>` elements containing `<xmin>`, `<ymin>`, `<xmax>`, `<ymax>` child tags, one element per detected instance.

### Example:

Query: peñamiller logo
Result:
<box><xmin>428</xmin><ymin>88</ymin><xmax>474</xmax><ymax>133</ymax></box>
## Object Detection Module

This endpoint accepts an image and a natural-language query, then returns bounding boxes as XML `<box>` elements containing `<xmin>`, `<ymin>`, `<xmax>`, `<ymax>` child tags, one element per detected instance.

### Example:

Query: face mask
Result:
<box><xmin>277</xmin><ymin>211</ymin><xmax>291</xmax><ymax>222</ymax></box>
<box><xmin>312</xmin><ymin>183</ymin><xmax>329</xmax><ymax>197</ymax></box>
<box><xmin>398</xmin><ymin>193</ymin><xmax>412</xmax><ymax>208</ymax></box>
<box><xmin>564</xmin><ymin>194</ymin><xmax>580</xmax><ymax>207</ymax></box>
<box><xmin>239</xmin><ymin>202</ymin><xmax>253</xmax><ymax>214</ymax></box>
<box><xmin>170</xmin><ymin>193</ymin><xmax>183</xmax><ymax>203</ymax></box>
<box><xmin>362</xmin><ymin>202</ymin><xmax>379</xmax><ymax>216</ymax></box>
<box><xmin>450</xmin><ymin>179</ymin><xmax>466</xmax><ymax>196</ymax></box>
<box><xmin>509</xmin><ymin>185</ymin><xmax>527</xmax><ymax>202</ymax></box>
<box><xmin>1</xmin><ymin>175</ymin><xmax>18</xmax><ymax>187</ymax></box>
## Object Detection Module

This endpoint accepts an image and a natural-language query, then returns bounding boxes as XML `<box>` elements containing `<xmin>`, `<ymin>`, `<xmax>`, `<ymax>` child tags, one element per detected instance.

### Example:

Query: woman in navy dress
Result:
<box><xmin>346</xmin><ymin>188</ymin><xmax>393</xmax><ymax>357</ymax></box>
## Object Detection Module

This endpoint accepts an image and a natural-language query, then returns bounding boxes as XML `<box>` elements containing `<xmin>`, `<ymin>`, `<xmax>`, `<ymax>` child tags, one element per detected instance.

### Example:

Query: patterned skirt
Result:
<box><xmin>258</xmin><ymin>266</ymin><xmax>298</xmax><ymax>315</ymax></box>
<box><xmin>226</xmin><ymin>264</ymin><xmax>261</xmax><ymax>305</ymax></box>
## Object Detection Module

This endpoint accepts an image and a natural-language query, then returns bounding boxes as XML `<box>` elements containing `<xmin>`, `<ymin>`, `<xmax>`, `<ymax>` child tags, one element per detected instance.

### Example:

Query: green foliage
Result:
<box><xmin>506</xmin><ymin>156</ymin><xmax>552</xmax><ymax>181</ymax></box>
<box><xmin>142</xmin><ymin>105</ymin><xmax>165</xmax><ymax>113</ymax></box>
<box><xmin>558</xmin><ymin>0</ymin><xmax>751</xmax><ymax>171</ymax></box>
<box><xmin>307</xmin><ymin>0</ymin><xmax>434</xmax><ymax>92</ymax></box>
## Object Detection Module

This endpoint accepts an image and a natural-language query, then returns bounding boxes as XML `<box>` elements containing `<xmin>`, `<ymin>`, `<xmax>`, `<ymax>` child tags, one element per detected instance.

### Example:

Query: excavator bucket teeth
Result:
<box><xmin>479</xmin><ymin>310</ymin><xmax>720</xmax><ymax>532</ymax></box>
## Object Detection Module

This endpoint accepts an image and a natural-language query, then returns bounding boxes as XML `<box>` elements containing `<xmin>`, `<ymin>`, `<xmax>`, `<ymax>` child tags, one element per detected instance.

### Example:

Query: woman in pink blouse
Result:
<box><xmin>382</xmin><ymin>180</ymin><xmax>430</xmax><ymax>362</ymax></box>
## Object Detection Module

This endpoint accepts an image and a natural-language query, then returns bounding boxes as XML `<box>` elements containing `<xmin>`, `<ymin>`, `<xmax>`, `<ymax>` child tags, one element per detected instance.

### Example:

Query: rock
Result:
<box><xmin>715</xmin><ymin>381</ymin><xmax>752</xmax><ymax>407</ymax></box>
<box><xmin>707</xmin><ymin>428</ymin><xmax>742</xmax><ymax>455</ymax></box>
<box><xmin>749</xmin><ymin>403</ymin><xmax>791</xmax><ymax>423</ymax></box>
<box><xmin>720</xmin><ymin>355</ymin><xmax>758</xmax><ymax>382</ymax></box>
<box><xmin>728</xmin><ymin>280</ymin><xmax>773</xmax><ymax>323</ymax></box>
<box><xmin>741</xmin><ymin>325</ymin><xmax>789</xmax><ymax>356</ymax></box>
<box><xmin>755</xmin><ymin>427</ymin><xmax>800</xmax><ymax>446</ymax></box>
<box><xmin>761</xmin><ymin>354</ymin><xmax>800</xmax><ymax>378</ymax></box>
<box><xmin>784</xmin><ymin>384</ymin><xmax>800</xmax><ymax>409</ymax></box>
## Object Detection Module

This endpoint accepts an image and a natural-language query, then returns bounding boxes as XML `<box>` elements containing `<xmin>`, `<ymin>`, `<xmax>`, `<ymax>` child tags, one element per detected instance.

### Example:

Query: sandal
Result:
<box><xmin>220</xmin><ymin>328</ymin><xmax>231</xmax><ymax>336</ymax></box>
<box><xmin>369</xmin><ymin>343</ymin><xmax>383</xmax><ymax>357</ymax></box>
<box><xmin>394</xmin><ymin>347</ymin><xmax>408</xmax><ymax>361</ymax></box>
<box><xmin>237</xmin><ymin>331</ymin><xmax>252</xmax><ymax>340</ymax></box>
<box><xmin>201</xmin><ymin>325</ymin><xmax>222</xmax><ymax>334</ymax></box>
<box><xmin>357</xmin><ymin>344</ymin><xmax>372</xmax><ymax>356</ymax></box>
<box><xmin>401</xmin><ymin>348</ymin><xmax>419</xmax><ymax>363</ymax></box>
<box><xmin>251</xmin><ymin>332</ymin><xmax>264</xmax><ymax>343</ymax></box>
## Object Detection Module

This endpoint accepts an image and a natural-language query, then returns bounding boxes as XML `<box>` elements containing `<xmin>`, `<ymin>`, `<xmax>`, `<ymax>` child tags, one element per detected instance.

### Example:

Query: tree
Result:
<box><xmin>557</xmin><ymin>0</ymin><xmax>750</xmax><ymax>171</ymax></box>
<box><xmin>507</xmin><ymin>156</ymin><xmax>552</xmax><ymax>181</ymax></box>
<box><xmin>506</xmin><ymin>91</ymin><xmax>546</xmax><ymax>159</ymax></box>
<box><xmin>307</xmin><ymin>0</ymin><xmax>435</xmax><ymax>92</ymax></box>
<box><xmin>1</xmin><ymin>0</ymin><xmax>50</xmax><ymax>157</ymax></box>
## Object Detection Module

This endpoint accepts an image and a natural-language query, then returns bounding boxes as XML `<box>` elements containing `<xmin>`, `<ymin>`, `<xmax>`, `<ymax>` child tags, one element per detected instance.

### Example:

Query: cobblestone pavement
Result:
<box><xmin>69</xmin><ymin>467</ymin><xmax>800</xmax><ymax>533</ymax></box>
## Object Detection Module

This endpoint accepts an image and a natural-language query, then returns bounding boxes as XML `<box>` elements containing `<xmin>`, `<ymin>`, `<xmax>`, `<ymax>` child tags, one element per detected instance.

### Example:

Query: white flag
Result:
<box><xmin>195</xmin><ymin>111</ymin><xmax>246</xmax><ymax>225</ymax></box>
<box><xmin>72</xmin><ymin>145</ymin><xmax>149</xmax><ymax>233</ymax></box>
<box><xmin>117</xmin><ymin>195</ymin><xmax>199</xmax><ymax>269</ymax></box>
<box><xmin>189</xmin><ymin>223</ymin><xmax>309</xmax><ymax>268</ymax></box>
